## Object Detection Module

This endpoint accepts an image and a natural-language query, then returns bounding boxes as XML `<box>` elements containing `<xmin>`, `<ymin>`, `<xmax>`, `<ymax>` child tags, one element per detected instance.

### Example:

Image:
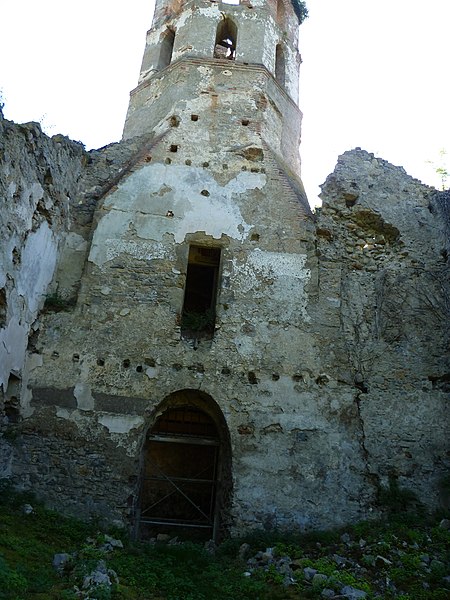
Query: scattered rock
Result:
<box><xmin>312</xmin><ymin>573</ymin><xmax>329</xmax><ymax>586</ymax></box>
<box><xmin>21</xmin><ymin>504</ymin><xmax>33</xmax><ymax>515</ymax></box>
<box><xmin>375</xmin><ymin>554</ymin><xmax>392</xmax><ymax>565</ymax></box>
<box><xmin>52</xmin><ymin>553</ymin><xmax>72</xmax><ymax>572</ymax></box>
<box><xmin>340</xmin><ymin>532</ymin><xmax>351</xmax><ymax>545</ymax></box>
<box><xmin>204</xmin><ymin>539</ymin><xmax>216</xmax><ymax>555</ymax></box>
<box><xmin>261</xmin><ymin>547</ymin><xmax>274</xmax><ymax>564</ymax></box>
<box><xmin>333</xmin><ymin>553</ymin><xmax>347</xmax><ymax>566</ymax></box>
<box><xmin>303</xmin><ymin>566</ymin><xmax>317</xmax><ymax>581</ymax></box>
<box><xmin>430</xmin><ymin>559</ymin><xmax>445</xmax><ymax>571</ymax></box>
<box><xmin>100</xmin><ymin>534</ymin><xmax>123</xmax><ymax>552</ymax></box>
<box><xmin>238</xmin><ymin>542</ymin><xmax>251</xmax><ymax>559</ymax></box>
<box><xmin>341</xmin><ymin>585</ymin><xmax>367</xmax><ymax>599</ymax></box>
<box><xmin>82</xmin><ymin>559</ymin><xmax>118</xmax><ymax>591</ymax></box>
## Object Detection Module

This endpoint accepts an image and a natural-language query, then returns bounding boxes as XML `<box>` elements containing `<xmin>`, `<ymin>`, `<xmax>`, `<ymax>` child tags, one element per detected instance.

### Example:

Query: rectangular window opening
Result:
<box><xmin>181</xmin><ymin>246</ymin><xmax>221</xmax><ymax>339</ymax></box>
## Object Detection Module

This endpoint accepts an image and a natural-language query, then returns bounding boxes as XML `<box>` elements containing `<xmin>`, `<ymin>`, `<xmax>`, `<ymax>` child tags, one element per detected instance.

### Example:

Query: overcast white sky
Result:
<box><xmin>1</xmin><ymin>0</ymin><xmax>449</xmax><ymax>207</ymax></box>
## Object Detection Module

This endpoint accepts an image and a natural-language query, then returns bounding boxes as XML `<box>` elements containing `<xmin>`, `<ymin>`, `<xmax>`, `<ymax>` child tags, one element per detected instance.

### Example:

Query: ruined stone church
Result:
<box><xmin>0</xmin><ymin>0</ymin><xmax>448</xmax><ymax>540</ymax></box>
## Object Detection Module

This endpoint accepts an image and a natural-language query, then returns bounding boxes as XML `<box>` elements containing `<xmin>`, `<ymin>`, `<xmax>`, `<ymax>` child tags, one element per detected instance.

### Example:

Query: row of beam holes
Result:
<box><xmin>69</xmin><ymin>355</ymin><xmax>151</xmax><ymax>374</ymax></box>
<box><xmin>122</xmin><ymin>359</ymin><xmax>143</xmax><ymax>373</ymax></box>
<box><xmin>96</xmin><ymin>357</ymin><xmax>151</xmax><ymax>373</ymax></box>
<box><xmin>165</xmin><ymin>117</ymin><xmax>251</xmax><ymax>169</ymax></box>
<box><xmin>79</xmin><ymin>356</ymin><xmax>312</xmax><ymax>384</ymax></box>
<box><xmin>220</xmin><ymin>369</ymin><xmax>306</xmax><ymax>383</ymax></box>
<box><xmin>242</xmin><ymin>166</ymin><xmax>264</xmax><ymax>173</ymax></box>
<box><xmin>162</xmin><ymin>116</ymin><xmax>252</xmax><ymax>209</ymax></box>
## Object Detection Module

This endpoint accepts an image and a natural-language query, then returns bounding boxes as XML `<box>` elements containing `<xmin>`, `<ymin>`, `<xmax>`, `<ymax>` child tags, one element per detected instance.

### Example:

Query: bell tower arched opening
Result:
<box><xmin>157</xmin><ymin>28</ymin><xmax>175</xmax><ymax>70</ymax></box>
<box><xmin>214</xmin><ymin>17</ymin><xmax>237</xmax><ymax>60</ymax></box>
<box><xmin>275</xmin><ymin>43</ymin><xmax>286</xmax><ymax>88</ymax></box>
<box><xmin>137</xmin><ymin>390</ymin><xmax>232</xmax><ymax>541</ymax></box>
<box><xmin>276</xmin><ymin>0</ymin><xmax>286</xmax><ymax>26</ymax></box>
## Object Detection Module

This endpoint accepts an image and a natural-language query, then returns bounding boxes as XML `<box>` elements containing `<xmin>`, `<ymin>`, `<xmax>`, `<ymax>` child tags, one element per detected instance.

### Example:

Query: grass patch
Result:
<box><xmin>0</xmin><ymin>486</ymin><xmax>448</xmax><ymax>600</ymax></box>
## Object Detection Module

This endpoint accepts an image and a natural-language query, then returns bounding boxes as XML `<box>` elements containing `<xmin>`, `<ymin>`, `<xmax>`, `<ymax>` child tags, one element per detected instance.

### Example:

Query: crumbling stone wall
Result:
<box><xmin>0</xmin><ymin>115</ymin><xmax>159</xmax><ymax>486</ymax></box>
<box><xmin>1</xmin><ymin>112</ymin><xmax>448</xmax><ymax>530</ymax></box>
<box><xmin>12</xmin><ymin>123</ymin><xmax>316</xmax><ymax>528</ymax></box>
<box><xmin>0</xmin><ymin>113</ymin><xmax>85</xmax><ymax>418</ymax></box>
<box><xmin>314</xmin><ymin>149</ymin><xmax>450</xmax><ymax>511</ymax></box>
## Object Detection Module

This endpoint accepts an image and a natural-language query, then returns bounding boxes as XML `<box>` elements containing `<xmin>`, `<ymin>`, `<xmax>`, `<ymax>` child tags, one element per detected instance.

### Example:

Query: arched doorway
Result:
<box><xmin>137</xmin><ymin>390</ymin><xmax>232</xmax><ymax>540</ymax></box>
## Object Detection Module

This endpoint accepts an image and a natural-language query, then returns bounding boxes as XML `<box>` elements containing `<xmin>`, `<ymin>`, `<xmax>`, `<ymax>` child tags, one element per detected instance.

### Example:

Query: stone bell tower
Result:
<box><xmin>122</xmin><ymin>0</ymin><xmax>305</xmax><ymax>175</ymax></box>
<box><xmin>22</xmin><ymin>0</ymin><xmax>329</xmax><ymax>540</ymax></box>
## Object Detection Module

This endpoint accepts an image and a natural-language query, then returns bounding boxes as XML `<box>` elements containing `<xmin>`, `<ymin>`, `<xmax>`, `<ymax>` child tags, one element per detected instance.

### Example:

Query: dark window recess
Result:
<box><xmin>181</xmin><ymin>246</ymin><xmax>221</xmax><ymax>338</ymax></box>
<box><xmin>4</xmin><ymin>373</ymin><xmax>21</xmax><ymax>423</ymax></box>
<box><xmin>158</xmin><ymin>28</ymin><xmax>175</xmax><ymax>70</ymax></box>
<box><xmin>275</xmin><ymin>44</ymin><xmax>286</xmax><ymax>88</ymax></box>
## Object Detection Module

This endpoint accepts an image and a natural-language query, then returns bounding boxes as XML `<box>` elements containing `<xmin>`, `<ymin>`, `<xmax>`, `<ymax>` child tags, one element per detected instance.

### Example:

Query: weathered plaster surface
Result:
<box><xmin>0</xmin><ymin>0</ymin><xmax>448</xmax><ymax>535</ymax></box>
<box><xmin>89</xmin><ymin>164</ymin><xmax>264</xmax><ymax>268</ymax></box>
<box><xmin>0</xmin><ymin>117</ymin><xmax>85</xmax><ymax>393</ymax></box>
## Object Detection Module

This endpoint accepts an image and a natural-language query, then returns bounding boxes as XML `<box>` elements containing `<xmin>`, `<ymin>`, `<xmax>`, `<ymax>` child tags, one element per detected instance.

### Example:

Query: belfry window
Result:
<box><xmin>275</xmin><ymin>44</ymin><xmax>286</xmax><ymax>88</ymax></box>
<box><xmin>157</xmin><ymin>28</ymin><xmax>175</xmax><ymax>70</ymax></box>
<box><xmin>181</xmin><ymin>246</ymin><xmax>221</xmax><ymax>338</ymax></box>
<box><xmin>276</xmin><ymin>0</ymin><xmax>286</xmax><ymax>26</ymax></box>
<box><xmin>214</xmin><ymin>18</ymin><xmax>237</xmax><ymax>60</ymax></box>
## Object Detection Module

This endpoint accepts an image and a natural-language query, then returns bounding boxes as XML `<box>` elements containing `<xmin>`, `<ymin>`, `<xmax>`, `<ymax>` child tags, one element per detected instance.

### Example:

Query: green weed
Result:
<box><xmin>0</xmin><ymin>489</ymin><xmax>448</xmax><ymax>600</ymax></box>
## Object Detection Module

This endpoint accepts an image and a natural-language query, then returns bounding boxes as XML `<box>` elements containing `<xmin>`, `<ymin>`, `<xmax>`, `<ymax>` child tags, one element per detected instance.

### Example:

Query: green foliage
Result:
<box><xmin>109</xmin><ymin>541</ymin><xmax>266</xmax><ymax>599</ymax></box>
<box><xmin>91</xmin><ymin>583</ymin><xmax>112</xmax><ymax>600</ymax></box>
<box><xmin>181</xmin><ymin>308</ymin><xmax>215</xmax><ymax>333</ymax></box>
<box><xmin>378</xmin><ymin>475</ymin><xmax>424</xmax><ymax>515</ymax></box>
<box><xmin>301</xmin><ymin>556</ymin><xmax>336</xmax><ymax>576</ymax></box>
<box><xmin>427</xmin><ymin>148</ymin><xmax>449</xmax><ymax>190</ymax></box>
<box><xmin>1</xmin><ymin>425</ymin><xmax>21</xmax><ymax>443</ymax></box>
<box><xmin>294</xmin><ymin>1</ymin><xmax>309</xmax><ymax>24</ymax></box>
<box><xmin>0</xmin><ymin>556</ymin><xmax>27</xmax><ymax>600</ymax></box>
<box><xmin>330</xmin><ymin>570</ymin><xmax>371</xmax><ymax>593</ymax></box>
<box><xmin>254</xmin><ymin>564</ymin><xmax>285</xmax><ymax>586</ymax></box>
<box><xmin>0</xmin><ymin>490</ymin><xmax>448</xmax><ymax>600</ymax></box>
<box><xmin>274</xmin><ymin>541</ymin><xmax>303</xmax><ymax>559</ymax></box>
<box><xmin>43</xmin><ymin>292</ymin><xmax>75</xmax><ymax>313</ymax></box>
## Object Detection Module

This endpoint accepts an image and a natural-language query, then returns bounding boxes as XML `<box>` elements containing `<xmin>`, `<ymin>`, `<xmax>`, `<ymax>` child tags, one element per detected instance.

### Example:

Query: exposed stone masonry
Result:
<box><xmin>0</xmin><ymin>0</ymin><xmax>448</xmax><ymax>536</ymax></box>
<box><xmin>1</xmin><ymin>112</ymin><xmax>447</xmax><ymax>530</ymax></box>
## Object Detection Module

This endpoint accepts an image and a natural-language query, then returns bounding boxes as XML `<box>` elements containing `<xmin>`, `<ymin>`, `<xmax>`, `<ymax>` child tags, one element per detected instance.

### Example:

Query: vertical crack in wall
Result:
<box><xmin>354</xmin><ymin>391</ymin><xmax>369</xmax><ymax>466</ymax></box>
